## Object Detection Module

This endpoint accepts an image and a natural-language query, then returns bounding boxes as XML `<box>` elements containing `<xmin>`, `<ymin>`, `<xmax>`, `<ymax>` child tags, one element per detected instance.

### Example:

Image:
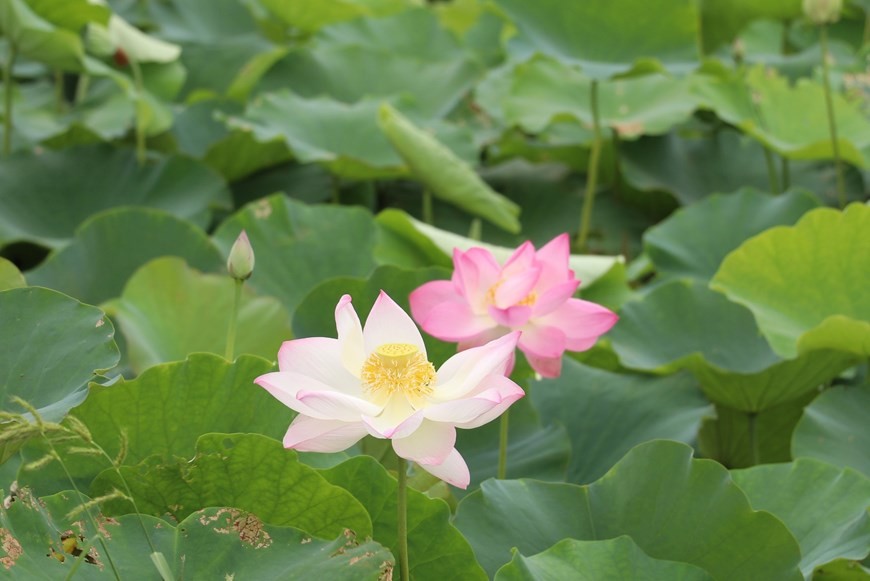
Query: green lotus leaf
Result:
<box><xmin>0</xmin><ymin>145</ymin><xmax>230</xmax><ymax>250</ymax></box>
<box><xmin>0</xmin><ymin>257</ymin><xmax>24</xmax><ymax>290</ymax></box>
<box><xmin>321</xmin><ymin>455</ymin><xmax>488</xmax><ymax>581</ymax></box>
<box><xmin>0</xmin><ymin>287</ymin><xmax>118</xmax><ymax>420</ymax></box>
<box><xmin>732</xmin><ymin>459</ymin><xmax>870</xmax><ymax>578</ymax></box>
<box><xmin>711</xmin><ymin>203</ymin><xmax>870</xmax><ymax>359</ymax></box>
<box><xmin>792</xmin><ymin>384</ymin><xmax>870</xmax><ymax>478</ymax></box>
<box><xmin>694</xmin><ymin>66</ymin><xmax>870</xmax><ymax>167</ymax></box>
<box><xmin>531</xmin><ymin>358</ymin><xmax>711</xmax><ymax>483</ymax></box>
<box><xmin>212</xmin><ymin>195</ymin><xmax>380</xmax><ymax>316</ymax></box>
<box><xmin>27</xmin><ymin>208</ymin><xmax>222</xmax><ymax>305</ymax></box>
<box><xmin>494</xmin><ymin>0</ymin><xmax>700</xmax><ymax>79</ymax></box>
<box><xmin>700</xmin><ymin>0</ymin><xmax>804</xmax><ymax>53</ymax></box>
<box><xmin>610</xmin><ymin>279</ymin><xmax>858</xmax><ymax>411</ymax></box>
<box><xmin>0</xmin><ymin>490</ymin><xmax>391</xmax><ymax>579</ymax></box>
<box><xmin>644</xmin><ymin>188</ymin><xmax>820</xmax><ymax>282</ymax></box>
<box><xmin>0</xmin><ymin>0</ymin><xmax>85</xmax><ymax>70</ymax></box>
<box><xmin>494</xmin><ymin>536</ymin><xmax>713</xmax><ymax>581</ymax></box>
<box><xmin>92</xmin><ymin>433</ymin><xmax>372</xmax><ymax>540</ymax></box>
<box><xmin>258</xmin><ymin>0</ymin><xmax>413</xmax><ymax>33</ymax></box>
<box><xmin>454</xmin><ymin>440</ymin><xmax>802</xmax><ymax>579</ymax></box>
<box><xmin>106</xmin><ymin>257</ymin><xmax>291</xmax><ymax>373</ymax></box>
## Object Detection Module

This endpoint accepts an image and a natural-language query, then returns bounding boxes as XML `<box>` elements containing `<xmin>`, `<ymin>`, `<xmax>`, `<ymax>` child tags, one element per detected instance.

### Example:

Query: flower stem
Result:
<box><xmin>467</xmin><ymin>218</ymin><xmax>481</xmax><ymax>241</ymax></box>
<box><xmin>574</xmin><ymin>79</ymin><xmax>602</xmax><ymax>252</ymax></box>
<box><xmin>762</xmin><ymin>145</ymin><xmax>780</xmax><ymax>193</ymax></box>
<box><xmin>396</xmin><ymin>457</ymin><xmax>410</xmax><ymax>581</ymax></box>
<box><xmin>497</xmin><ymin>409</ymin><xmax>509</xmax><ymax>479</ymax></box>
<box><xmin>819</xmin><ymin>25</ymin><xmax>846</xmax><ymax>207</ymax></box>
<box><xmin>3</xmin><ymin>42</ymin><xmax>17</xmax><ymax>157</ymax></box>
<box><xmin>422</xmin><ymin>189</ymin><xmax>433</xmax><ymax>225</ymax></box>
<box><xmin>129</xmin><ymin>57</ymin><xmax>147</xmax><ymax>166</ymax></box>
<box><xmin>781</xmin><ymin>156</ymin><xmax>790</xmax><ymax>190</ymax></box>
<box><xmin>747</xmin><ymin>412</ymin><xmax>760</xmax><ymax>466</ymax></box>
<box><xmin>224</xmin><ymin>278</ymin><xmax>244</xmax><ymax>361</ymax></box>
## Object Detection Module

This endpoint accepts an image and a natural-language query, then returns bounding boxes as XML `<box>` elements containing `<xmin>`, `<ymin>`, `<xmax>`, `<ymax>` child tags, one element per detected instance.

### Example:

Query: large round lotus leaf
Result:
<box><xmin>494</xmin><ymin>536</ymin><xmax>713</xmax><ymax>581</ymax></box>
<box><xmin>106</xmin><ymin>257</ymin><xmax>291</xmax><ymax>373</ymax></box>
<box><xmin>792</xmin><ymin>385</ymin><xmax>870</xmax><ymax>478</ymax></box>
<box><xmin>212</xmin><ymin>195</ymin><xmax>380</xmax><ymax>316</ymax></box>
<box><xmin>0</xmin><ymin>145</ymin><xmax>231</xmax><ymax>249</ymax></box>
<box><xmin>531</xmin><ymin>358</ymin><xmax>711</xmax><ymax>484</ymax></box>
<box><xmin>321</xmin><ymin>455</ymin><xmax>488</xmax><ymax>581</ymax></box>
<box><xmin>732</xmin><ymin>459</ymin><xmax>870</xmax><ymax>578</ymax></box>
<box><xmin>711</xmin><ymin>203</ymin><xmax>870</xmax><ymax>359</ymax></box>
<box><xmin>0</xmin><ymin>0</ymin><xmax>85</xmax><ymax>70</ymax></box>
<box><xmin>0</xmin><ymin>287</ymin><xmax>118</xmax><ymax>417</ymax></box>
<box><xmin>259</xmin><ymin>9</ymin><xmax>483</xmax><ymax>118</ymax></box>
<box><xmin>227</xmin><ymin>91</ymin><xmax>476</xmax><ymax>180</ymax></box>
<box><xmin>378</xmin><ymin>103</ymin><xmax>521</xmax><ymax>233</ymax></box>
<box><xmin>26</xmin><ymin>0</ymin><xmax>109</xmax><ymax>30</ymax></box>
<box><xmin>0</xmin><ymin>258</ymin><xmax>24</xmax><ymax>290</ymax></box>
<box><xmin>700</xmin><ymin>0</ymin><xmax>802</xmax><ymax>52</ymax></box>
<box><xmin>494</xmin><ymin>0</ymin><xmax>700</xmax><ymax>79</ymax></box>
<box><xmin>610</xmin><ymin>279</ymin><xmax>858</xmax><ymax>411</ymax></box>
<box><xmin>27</xmin><ymin>208</ymin><xmax>223</xmax><ymax>305</ymax></box>
<box><xmin>620</xmin><ymin>130</ymin><xmax>862</xmax><ymax>205</ymax></box>
<box><xmin>492</xmin><ymin>55</ymin><xmax>699</xmax><ymax>139</ymax></box>
<box><xmin>694</xmin><ymin>67</ymin><xmax>870</xmax><ymax>168</ymax></box>
<box><xmin>258</xmin><ymin>0</ymin><xmax>412</xmax><ymax>33</ymax></box>
<box><xmin>454</xmin><ymin>441</ymin><xmax>802</xmax><ymax>579</ymax></box>
<box><xmin>644</xmin><ymin>188</ymin><xmax>820</xmax><ymax>282</ymax></box>
<box><xmin>0</xmin><ymin>490</ymin><xmax>391</xmax><ymax>580</ymax></box>
<box><xmin>92</xmin><ymin>433</ymin><xmax>373</xmax><ymax>540</ymax></box>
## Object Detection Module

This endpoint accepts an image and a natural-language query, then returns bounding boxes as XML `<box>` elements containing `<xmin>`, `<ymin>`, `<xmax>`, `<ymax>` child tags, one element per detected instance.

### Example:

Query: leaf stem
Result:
<box><xmin>422</xmin><ymin>189</ymin><xmax>433</xmax><ymax>225</ymax></box>
<box><xmin>128</xmin><ymin>58</ymin><xmax>147</xmax><ymax>166</ymax></box>
<box><xmin>467</xmin><ymin>218</ymin><xmax>481</xmax><ymax>241</ymax></box>
<box><xmin>780</xmin><ymin>156</ymin><xmax>790</xmax><ymax>190</ymax></box>
<box><xmin>3</xmin><ymin>42</ymin><xmax>17</xmax><ymax>157</ymax></box>
<box><xmin>819</xmin><ymin>25</ymin><xmax>846</xmax><ymax>207</ymax></box>
<box><xmin>574</xmin><ymin>79</ymin><xmax>601</xmax><ymax>252</ymax></box>
<box><xmin>497</xmin><ymin>408</ymin><xmax>509</xmax><ymax>479</ymax></box>
<box><xmin>747</xmin><ymin>412</ymin><xmax>760</xmax><ymax>466</ymax></box>
<box><xmin>762</xmin><ymin>145</ymin><xmax>780</xmax><ymax>194</ymax></box>
<box><xmin>54</xmin><ymin>70</ymin><xmax>65</xmax><ymax>113</ymax></box>
<box><xmin>225</xmin><ymin>278</ymin><xmax>244</xmax><ymax>361</ymax></box>
<box><xmin>396</xmin><ymin>457</ymin><xmax>410</xmax><ymax>581</ymax></box>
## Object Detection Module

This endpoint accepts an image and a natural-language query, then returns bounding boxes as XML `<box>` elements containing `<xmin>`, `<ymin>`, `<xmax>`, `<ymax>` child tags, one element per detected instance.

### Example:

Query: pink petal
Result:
<box><xmin>409</xmin><ymin>280</ymin><xmax>460</xmax><ymax>325</ymax></box>
<box><xmin>534</xmin><ymin>233</ymin><xmax>574</xmax><ymax>288</ymax></box>
<box><xmin>335</xmin><ymin>294</ymin><xmax>365</xmax><ymax>374</ymax></box>
<box><xmin>523</xmin><ymin>352</ymin><xmax>563</xmax><ymax>378</ymax></box>
<box><xmin>532</xmin><ymin>279</ymin><xmax>580</xmax><ymax>316</ymax></box>
<box><xmin>255</xmin><ymin>371</ymin><xmax>348</xmax><ymax>420</ymax></box>
<box><xmin>363</xmin><ymin>291</ymin><xmax>426</xmax><ymax>355</ymax></box>
<box><xmin>489</xmin><ymin>305</ymin><xmax>533</xmax><ymax>328</ymax></box>
<box><xmin>457</xmin><ymin>326</ymin><xmax>507</xmax><ymax>351</ymax></box>
<box><xmin>423</xmin><ymin>374</ymin><xmax>524</xmax><ymax>427</ymax></box>
<box><xmin>392</xmin><ymin>420</ymin><xmax>456</xmax><ymax>465</ymax></box>
<box><xmin>417</xmin><ymin>301</ymin><xmax>495</xmax><ymax>342</ymax></box>
<box><xmin>493</xmin><ymin>267</ymin><xmax>541</xmax><ymax>308</ymax></box>
<box><xmin>501</xmin><ymin>241</ymin><xmax>536</xmax><ymax>277</ymax></box>
<box><xmin>432</xmin><ymin>331</ymin><xmax>520</xmax><ymax>401</ymax></box>
<box><xmin>518</xmin><ymin>325</ymin><xmax>566</xmax><ymax>359</ymax></box>
<box><xmin>539</xmin><ymin>298</ymin><xmax>619</xmax><ymax>350</ymax></box>
<box><xmin>415</xmin><ymin>448</ymin><xmax>470</xmax><ymax>489</ymax></box>
<box><xmin>277</xmin><ymin>338</ymin><xmax>361</xmax><ymax>395</ymax></box>
<box><xmin>361</xmin><ymin>394</ymin><xmax>421</xmax><ymax>439</ymax></box>
<box><xmin>296</xmin><ymin>389</ymin><xmax>381</xmax><ymax>421</ymax></box>
<box><xmin>454</xmin><ymin>248</ymin><xmax>501</xmax><ymax>311</ymax></box>
<box><xmin>283</xmin><ymin>415</ymin><xmax>368</xmax><ymax>452</ymax></box>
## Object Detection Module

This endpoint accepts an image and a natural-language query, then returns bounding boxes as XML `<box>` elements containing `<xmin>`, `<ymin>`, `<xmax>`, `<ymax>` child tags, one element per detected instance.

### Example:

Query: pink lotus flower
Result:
<box><xmin>254</xmin><ymin>291</ymin><xmax>524</xmax><ymax>489</ymax></box>
<box><xmin>410</xmin><ymin>234</ymin><xmax>618</xmax><ymax>378</ymax></box>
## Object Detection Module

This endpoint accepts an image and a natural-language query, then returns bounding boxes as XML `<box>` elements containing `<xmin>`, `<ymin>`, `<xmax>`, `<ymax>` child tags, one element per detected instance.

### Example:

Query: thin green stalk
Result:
<box><xmin>762</xmin><ymin>146</ymin><xmax>780</xmax><ymax>193</ymax></box>
<box><xmin>75</xmin><ymin>74</ymin><xmax>90</xmax><ymax>105</ymax></box>
<box><xmin>128</xmin><ymin>58</ymin><xmax>147</xmax><ymax>166</ymax></box>
<box><xmin>64</xmin><ymin>537</ymin><xmax>96</xmax><ymax>580</ymax></box>
<box><xmin>3</xmin><ymin>43</ymin><xmax>17</xmax><ymax>157</ymax></box>
<box><xmin>467</xmin><ymin>218</ymin><xmax>482</xmax><ymax>241</ymax></box>
<box><xmin>747</xmin><ymin>412</ymin><xmax>760</xmax><ymax>467</ymax></box>
<box><xmin>422</xmin><ymin>189</ymin><xmax>433</xmax><ymax>225</ymax></box>
<box><xmin>44</xmin><ymin>440</ymin><xmax>122</xmax><ymax>580</ymax></box>
<box><xmin>54</xmin><ymin>70</ymin><xmax>65</xmax><ymax>112</ymax></box>
<box><xmin>396</xmin><ymin>457</ymin><xmax>410</xmax><ymax>581</ymax></box>
<box><xmin>497</xmin><ymin>409</ymin><xmax>509</xmax><ymax>480</ymax></box>
<box><xmin>331</xmin><ymin>176</ymin><xmax>341</xmax><ymax>205</ymax></box>
<box><xmin>819</xmin><ymin>25</ymin><xmax>846</xmax><ymax>207</ymax></box>
<box><xmin>574</xmin><ymin>80</ymin><xmax>602</xmax><ymax>252</ymax></box>
<box><xmin>224</xmin><ymin>279</ymin><xmax>244</xmax><ymax>361</ymax></box>
<box><xmin>781</xmin><ymin>156</ymin><xmax>790</xmax><ymax>190</ymax></box>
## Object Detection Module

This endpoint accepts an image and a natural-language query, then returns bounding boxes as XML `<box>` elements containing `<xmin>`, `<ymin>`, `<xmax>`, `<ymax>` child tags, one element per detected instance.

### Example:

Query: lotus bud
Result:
<box><xmin>227</xmin><ymin>230</ymin><xmax>255</xmax><ymax>280</ymax></box>
<box><xmin>802</xmin><ymin>0</ymin><xmax>842</xmax><ymax>24</ymax></box>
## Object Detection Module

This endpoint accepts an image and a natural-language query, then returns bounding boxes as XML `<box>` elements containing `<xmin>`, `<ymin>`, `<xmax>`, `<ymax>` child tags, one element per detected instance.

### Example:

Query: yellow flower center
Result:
<box><xmin>360</xmin><ymin>343</ymin><xmax>436</xmax><ymax>400</ymax></box>
<box><xmin>486</xmin><ymin>280</ymin><xmax>537</xmax><ymax>307</ymax></box>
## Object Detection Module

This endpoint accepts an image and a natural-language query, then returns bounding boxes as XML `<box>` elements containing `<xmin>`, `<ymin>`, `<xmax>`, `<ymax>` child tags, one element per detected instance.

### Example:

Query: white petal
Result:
<box><xmin>255</xmin><ymin>371</ymin><xmax>352</xmax><ymax>420</ymax></box>
<box><xmin>423</xmin><ymin>374</ymin><xmax>524</xmax><ymax>427</ymax></box>
<box><xmin>361</xmin><ymin>394</ymin><xmax>421</xmax><ymax>438</ymax></box>
<box><xmin>392</xmin><ymin>420</ymin><xmax>456</xmax><ymax>465</ymax></box>
<box><xmin>283</xmin><ymin>415</ymin><xmax>368</xmax><ymax>452</ymax></box>
<box><xmin>277</xmin><ymin>337</ymin><xmax>361</xmax><ymax>395</ymax></box>
<box><xmin>432</xmin><ymin>332</ymin><xmax>519</xmax><ymax>402</ymax></box>
<box><xmin>363</xmin><ymin>291</ymin><xmax>426</xmax><ymax>355</ymax></box>
<box><xmin>296</xmin><ymin>389</ymin><xmax>381</xmax><ymax>421</ymax></box>
<box><xmin>416</xmin><ymin>448</ymin><xmax>470</xmax><ymax>489</ymax></box>
<box><xmin>335</xmin><ymin>294</ymin><xmax>366</xmax><ymax>375</ymax></box>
